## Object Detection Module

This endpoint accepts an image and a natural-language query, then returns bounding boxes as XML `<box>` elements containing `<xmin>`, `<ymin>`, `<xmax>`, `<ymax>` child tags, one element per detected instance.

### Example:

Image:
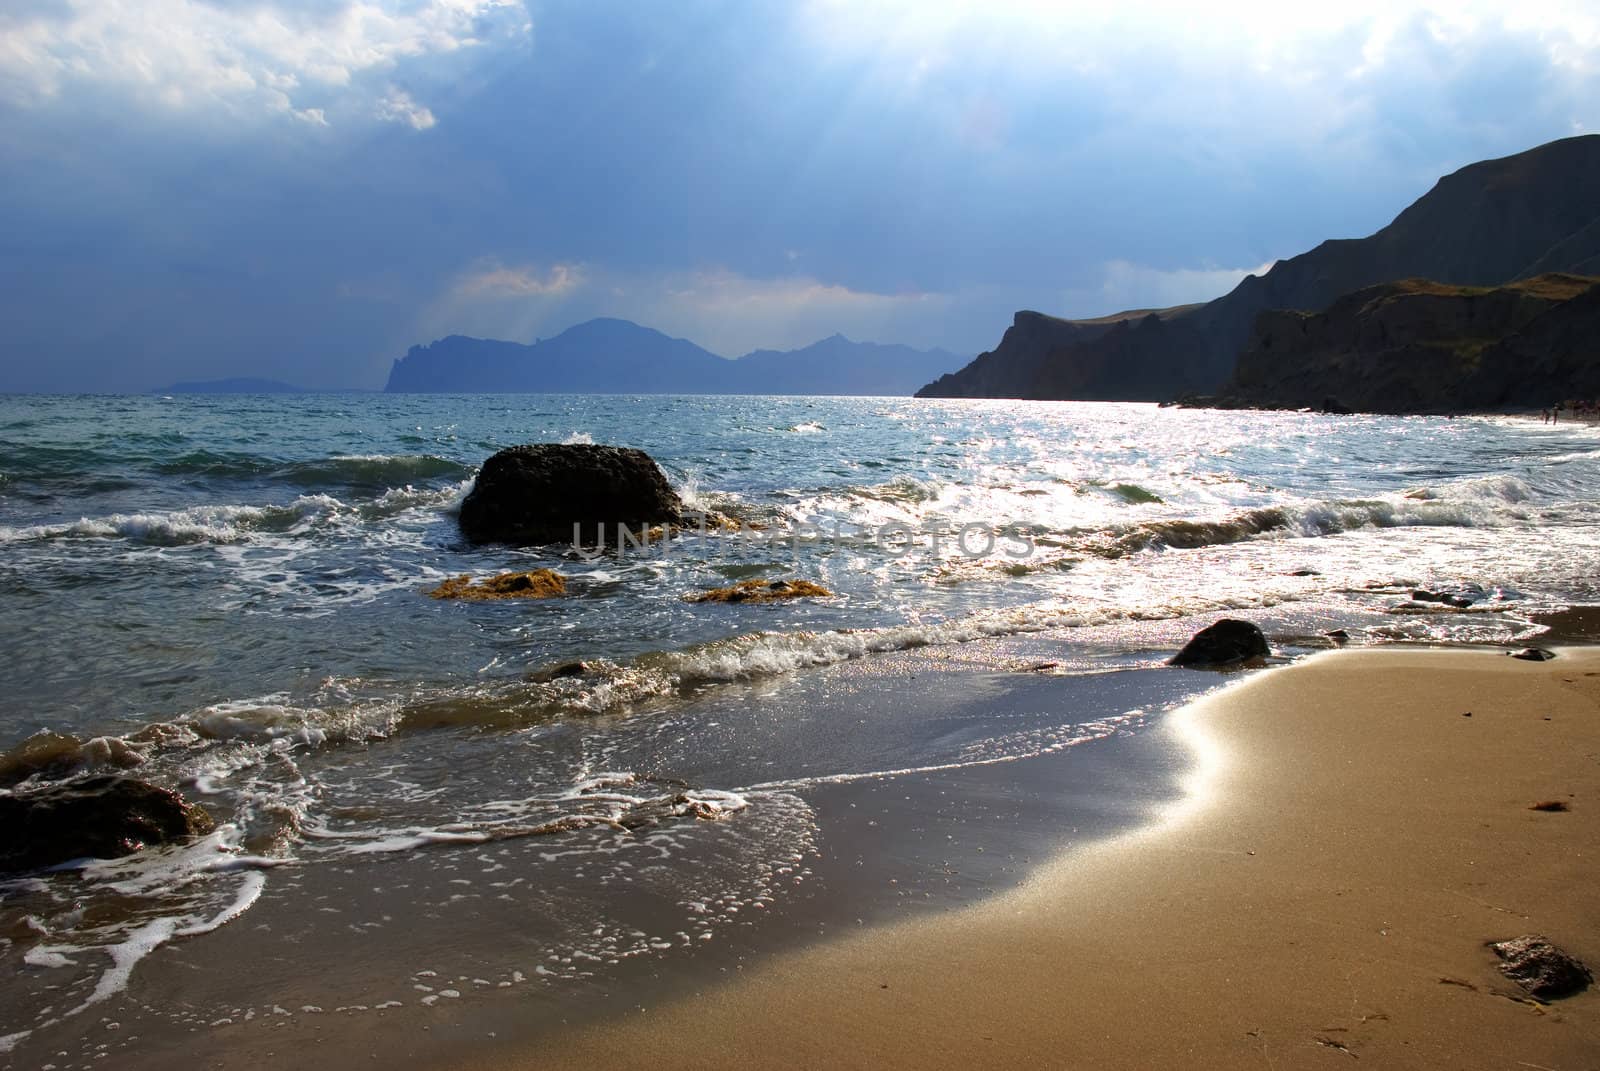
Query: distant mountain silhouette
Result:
<box><xmin>726</xmin><ymin>335</ymin><xmax>968</xmax><ymax>395</ymax></box>
<box><xmin>155</xmin><ymin>377</ymin><xmax>304</xmax><ymax>394</ymax></box>
<box><xmin>384</xmin><ymin>318</ymin><xmax>965</xmax><ymax>395</ymax></box>
<box><xmin>918</xmin><ymin>134</ymin><xmax>1600</xmax><ymax>401</ymax></box>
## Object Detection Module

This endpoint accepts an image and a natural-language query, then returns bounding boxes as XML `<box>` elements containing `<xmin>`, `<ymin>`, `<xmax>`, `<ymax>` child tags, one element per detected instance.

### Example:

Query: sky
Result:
<box><xmin>0</xmin><ymin>1</ymin><xmax>1597</xmax><ymax>391</ymax></box>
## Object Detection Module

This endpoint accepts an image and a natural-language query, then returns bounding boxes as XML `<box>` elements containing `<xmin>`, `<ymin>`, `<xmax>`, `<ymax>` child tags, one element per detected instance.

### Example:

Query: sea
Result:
<box><xmin>2</xmin><ymin>393</ymin><xmax>1598</xmax><ymax>1067</ymax></box>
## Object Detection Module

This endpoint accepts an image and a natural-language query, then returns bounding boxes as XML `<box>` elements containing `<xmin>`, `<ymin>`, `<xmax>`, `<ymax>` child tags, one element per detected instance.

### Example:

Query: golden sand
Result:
<box><xmin>483</xmin><ymin>648</ymin><xmax>1600</xmax><ymax>1069</ymax></box>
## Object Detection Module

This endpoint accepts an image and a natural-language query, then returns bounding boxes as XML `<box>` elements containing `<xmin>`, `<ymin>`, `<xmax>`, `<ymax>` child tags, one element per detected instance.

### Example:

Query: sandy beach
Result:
<box><xmin>481</xmin><ymin>647</ymin><xmax>1600</xmax><ymax>1070</ymax></box>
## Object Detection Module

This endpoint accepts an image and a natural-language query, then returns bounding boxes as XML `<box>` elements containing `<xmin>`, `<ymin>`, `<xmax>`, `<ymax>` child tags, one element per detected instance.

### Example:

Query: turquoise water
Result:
<box><xmin>3</xmin><ymin>392</ymin><xmax>1600</xmax><ymax>1061</ymax></box>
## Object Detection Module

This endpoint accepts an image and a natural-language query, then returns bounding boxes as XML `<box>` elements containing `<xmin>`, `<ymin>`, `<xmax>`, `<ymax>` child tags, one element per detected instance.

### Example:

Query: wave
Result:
<box><xmin>13</xmin><ymin>447</ymin><xmax>475</xmax><ymax>491</ymax></box>
<box><xmin>0</xmin><ymin>497</ymin><xmax>341</xmax><ymax>546</ymax></box>
<box><xmin>0</xmin><ymin>596</ymin><xmax>1147</xmax><ymax>791</ymax></box>
<box><xmin>154</xmin><ymin>450</ymin><xmax>277</xmax><ymax>480</ymax></box>
<box><xmin>270</xmin><ymin>454</ymin><xmax>473</xmax><ymax>489</ymax></box>
<box><xmin>1098</xmin><ymin>478</ymin><xmax>1537</xmax><ymax>557</ymax></box>
<box><xmin>302</xmin><ymin>773</ymin><xmax>750</xmax><ymax>856</ymax></box>
<box><xmin>0</xmin><ymin>479</ymin><xmax>471</xmax><ymax>547</ymax></box>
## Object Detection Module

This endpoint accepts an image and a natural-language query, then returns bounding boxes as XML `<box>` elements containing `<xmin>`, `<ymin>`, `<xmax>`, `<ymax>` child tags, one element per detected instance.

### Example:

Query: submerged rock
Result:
<box><xmin>1412</xmin><ymin>589</ymin><xmax>1476</xmax><ymax>608</ymax></box>
<box><xmin>458</xmin><ymin>444</ymin><xmax>685</xmax><ymax>546</ymax></box>
<box><xmin>528</xmin><ymin>660</ymin><xmax>592</xmax><ymax>682</ymax></box>
<box><xmin>1169</xmin><ymin>619</ymin><xmax>1270</xmax><ymax>668</ymax></box>
<box><xmin>687</xmin><ymin>579</ymin><xmax>833</xmax><ymax>604</ymax></box>
<box><xmin>0</xmin><ymin>775</ymin><xmax>215</xmax><ymax>873</ymax></box>
<box><xmin>427</xmin><ymin>569</ymin><xmax>567</xmax><ymax>600</ymax></box>
<box><xmin>1490</xmin><ymin>935</ymin><xmax>1592</xmax><ymax>999</ymax></box>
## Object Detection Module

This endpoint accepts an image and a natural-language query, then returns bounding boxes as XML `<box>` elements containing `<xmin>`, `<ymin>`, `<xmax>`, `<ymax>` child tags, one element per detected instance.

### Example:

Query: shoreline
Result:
<box><xmin>483</xmin><ymin>646</ymin><xmax>1600</xmax><ymax>1069</ymax></box>
<box><xmin>9</xmin><ymin>645</ymin><xmax>1214</xmax><ymax>1071</ymax></box>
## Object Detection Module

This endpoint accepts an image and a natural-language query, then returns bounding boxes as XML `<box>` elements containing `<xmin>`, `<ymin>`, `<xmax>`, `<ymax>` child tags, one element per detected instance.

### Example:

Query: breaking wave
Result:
<box><xmin>0</xmin><ymin>483</ymin><xmax>469</xmax><ymax>547</ymax></box>
<box><xmin>1098</xmin><ymin>476</ymin><xmax>1541</xmax><ymax>557</ymax></box>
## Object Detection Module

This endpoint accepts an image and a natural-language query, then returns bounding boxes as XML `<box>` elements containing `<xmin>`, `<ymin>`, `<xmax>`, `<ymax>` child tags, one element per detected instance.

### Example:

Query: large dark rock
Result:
<box><xmin>1170</xmin><ymin>619</ymin><xmax>1271</xmax><ymax>667</ymax></box>
<box><xmin>458</xmin><ymin>444</ymin><xmax>686</xmax><ymax>546</ymax></box>
<box><xmin>1491</xmin><ymin>935</ymin><xmax>1592</xmax><ymax>999</ymax></box>
<box><xmin>0</xmin><ymin>775</ymin><xmax>216</xmax><ymax>873</ymax></box>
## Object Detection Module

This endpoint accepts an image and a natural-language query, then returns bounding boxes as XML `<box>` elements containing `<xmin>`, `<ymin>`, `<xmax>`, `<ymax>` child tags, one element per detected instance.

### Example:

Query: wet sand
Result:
<box><xmin>12</xmin><ymin>647</ymin><xmax>1212</xmax><ymax>1070</ymax></box>
<box><xmin>489</xmin><ymin>647</ymin><xmax>1600</xmax><ymax>1070</ymax></box>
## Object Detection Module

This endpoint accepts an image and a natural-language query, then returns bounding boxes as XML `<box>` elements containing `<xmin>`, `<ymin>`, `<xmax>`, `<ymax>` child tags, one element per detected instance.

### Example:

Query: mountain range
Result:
<box><xmin>385</xmin><ymin>320</ymin><xmax>966</xmax><ymax>396</ymax></box>
<box><xmin>917</xmin><ymin>135</ymin><xmax>1600</xmax><ymax>403</ymax></box>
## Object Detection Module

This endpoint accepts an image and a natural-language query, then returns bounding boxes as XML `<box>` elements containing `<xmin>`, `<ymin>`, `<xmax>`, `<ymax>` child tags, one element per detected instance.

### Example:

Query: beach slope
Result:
<box><xmin>486</xmin><ymin>648</ymin><xmax>1600</xmax><ymax>1069</ymax></box>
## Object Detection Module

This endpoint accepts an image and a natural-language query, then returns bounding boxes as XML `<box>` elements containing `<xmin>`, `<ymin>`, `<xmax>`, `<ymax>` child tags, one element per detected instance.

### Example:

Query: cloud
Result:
<box><xmin>0</xmin><ymin>0</ymin><xmax>530</xmax><ymax>127</ymax></box>
<box><xmin>376</xmin><ymin>87</ymin><xmax>435</xmax><ymax>130</ymax></box>
<box><xmin>639</xmin><ymin>270</ymin><xmax>951</xmax><ymax>354</ymax></box>
<box><xmin>1060</xmin><ymin>260</ymin><xmax>1277</xmax><ymax>319</ymax></box>
<box><xmin>417</xmin><ymin>262</ymin><xmax>956</xmax><ymax>355</ymax></box>
<box><xmin>451</xmin><ymin>261</ymin><xmax>584</xmax><ymax>299</ymax></box>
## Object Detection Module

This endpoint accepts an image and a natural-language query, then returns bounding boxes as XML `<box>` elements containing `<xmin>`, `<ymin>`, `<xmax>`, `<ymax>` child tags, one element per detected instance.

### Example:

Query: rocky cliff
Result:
<box><xmin>1224</xmin><ymin>274</ymin><xmax>1600</xmax><ymax>413</ymax></box>
<box><xmin>918</xmin><ymin>134</ymin><xmax>1600</xmax><ymax>401</ymax></box>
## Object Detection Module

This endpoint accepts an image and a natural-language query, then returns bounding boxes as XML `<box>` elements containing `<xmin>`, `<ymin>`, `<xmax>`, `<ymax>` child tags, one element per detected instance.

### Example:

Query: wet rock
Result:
<box><xmin>1412</xmin><ymin>589</ymin><xmax>1475</xmax><ymax>608</ymax></box>
<box><xmin>458</xmin><ymin>444</ymin><xmax>685</xmax><ymax>546</ymax></box>
<box><xmin>1490</xmin><ymin>935</ymin><xmax>1592</xmax><ymax>999</ymax></box>
<box><xmin>687</xmin><ymin>578</ymin><xmax>833</xmax><ymax>604</ymax></box>
<box><xmin>1510</xmin><ymin>647</ymin><xmax>1556</xmax><ymax>662</ymax></box>
<box><xmin>0</xmin><ymin>775</ymin><xmax>215</xmax><ymax>873</ymax></box>
<box><xmin>528</xmin><ymin>660</ymin><xmax>591</xmax><ymax>683</ymax></box>
<box><xmin>1169</xmin><ymin>619</ymin><xmax>1270</xmax><ymax>668</ymax></box>
<box><xmin>427</xmin><ymin>569</ymin><xmax>566</xmax><ymax>600</ymax></box>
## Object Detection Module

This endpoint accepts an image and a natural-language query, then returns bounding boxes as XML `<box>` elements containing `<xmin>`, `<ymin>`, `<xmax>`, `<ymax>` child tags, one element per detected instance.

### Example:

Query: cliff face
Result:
<box><xmin>915</xmin><ymin>307</ymin><xmax>1205</xmax><ymax>400</ymax></box>
<box><xmin>918</xmin><ymin>134</ymin><xmax>1600</xmax><ymax>401</ymax></box>
<box><xmin>1227</xmin><ymin>274</ymin><xmax>1600</xmax><ymax>413</ymax></box>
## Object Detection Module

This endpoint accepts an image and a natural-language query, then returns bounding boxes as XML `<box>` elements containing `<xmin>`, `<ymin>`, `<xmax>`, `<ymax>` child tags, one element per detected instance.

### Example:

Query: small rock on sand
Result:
<box><xmin>1490</xmin><ymin>935</ymin><xmax>1592</xmax><ymax>999</ymax></box>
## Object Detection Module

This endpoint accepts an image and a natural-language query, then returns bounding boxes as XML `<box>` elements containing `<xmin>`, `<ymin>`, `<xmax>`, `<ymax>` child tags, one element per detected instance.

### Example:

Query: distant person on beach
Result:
<box><xmin>1541</xmin><ymin>408</ymin><xmax>1550</xmax><ymax>424</ymax></box>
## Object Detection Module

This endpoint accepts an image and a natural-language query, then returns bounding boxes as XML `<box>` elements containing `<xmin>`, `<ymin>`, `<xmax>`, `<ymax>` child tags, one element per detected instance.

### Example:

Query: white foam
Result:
<box><xmin>0</xmin><ymin>495</ymin><xmax>345</xmax><ymax>547</ymax></box>
<box><xmin>22</xmin><ymin>947</ymin><xmax>76</xmax><ymax>969</ymax></box>
<box><xmin>184</xmin><ymin>694</ymin><xmax>401</xmax><ymax>750</ymax></box>
<box><xmin>176</xmin><ymin>871</ymin><xmax>267</xmax><ymax>937</ymax></box>
<box><xmin>73</xmin><ymin>917</ymin><xmax>180</xmax><ymax>1015</ymax></box>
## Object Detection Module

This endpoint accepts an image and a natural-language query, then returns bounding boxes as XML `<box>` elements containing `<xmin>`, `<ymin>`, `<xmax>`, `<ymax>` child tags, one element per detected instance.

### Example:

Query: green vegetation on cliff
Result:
<box><xmin>1224</xmin><ymin>274</ymin><xmax>1600</xmax><ymax>413</ymax></box>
